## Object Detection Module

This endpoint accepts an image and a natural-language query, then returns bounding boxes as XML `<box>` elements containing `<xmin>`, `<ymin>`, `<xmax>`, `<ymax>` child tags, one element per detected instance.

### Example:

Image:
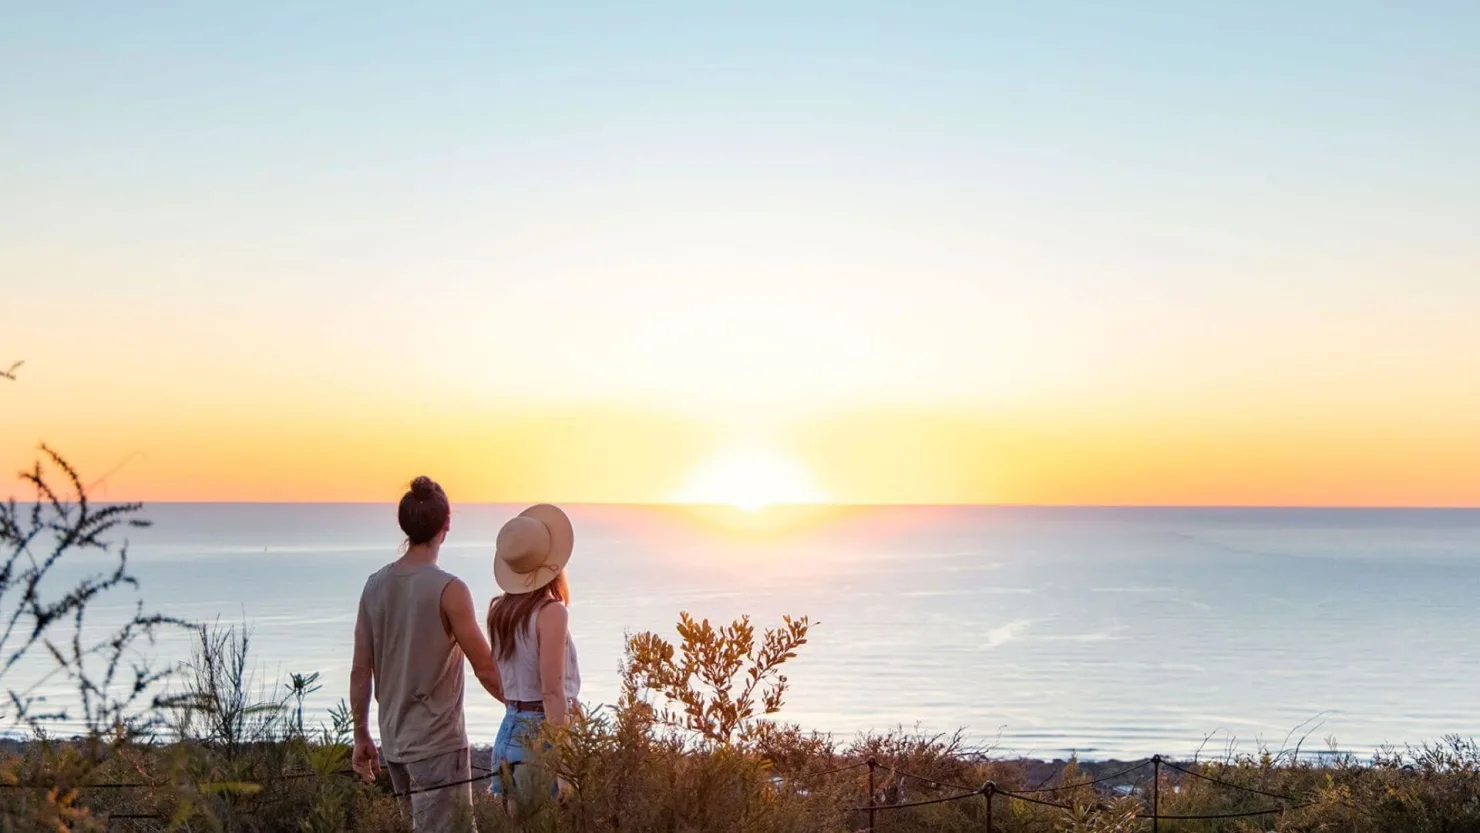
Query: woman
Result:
<box><xmin>486</xmin><ymin>504</ymin><xmax>581</xmax><ymax>801</ymax></box>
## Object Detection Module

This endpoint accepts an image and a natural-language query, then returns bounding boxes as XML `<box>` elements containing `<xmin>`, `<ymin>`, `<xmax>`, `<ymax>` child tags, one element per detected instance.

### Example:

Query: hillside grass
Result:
<box><xmin>1</xmin><ymin>618</ymin><xmax>1477</xmax><ymax>832</ymax></box>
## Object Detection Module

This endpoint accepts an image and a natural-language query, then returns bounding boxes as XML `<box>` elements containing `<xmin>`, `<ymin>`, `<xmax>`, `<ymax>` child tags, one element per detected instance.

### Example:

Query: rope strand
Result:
<box><xmin>1161</xmin><ymin>760</ymin><xmax>1303</xmax><ymax>801</ymax></box>
<box><xmin>814</xmin><ymin>760</ymin><xmax>870</xmax><ymax>777</ymax></box>
<box><xmin>875</xmin><ymin>764</ymin><xmax>977</xmax><ymax>793</ymax></box>
<box><xmin>998</xmin><ymin>788</ymin><xmax>1076</xmax><ymax>810</ymax></box>
<box><xmin>848</xmin><ymin>788</ymin><xmax>984</xmax><ymax>812</ymax></box>
<box><xmin>1150</xmin><ymin>802</ymin><xmax>1316</xmax><ymax>820</ymax></box>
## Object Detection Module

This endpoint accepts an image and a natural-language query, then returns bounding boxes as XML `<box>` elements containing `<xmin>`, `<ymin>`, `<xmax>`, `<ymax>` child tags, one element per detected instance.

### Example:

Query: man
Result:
<box><xmin>351</xmin><ymin>476</ymin><xmax>504</xmax><ymax>831</ymax></box>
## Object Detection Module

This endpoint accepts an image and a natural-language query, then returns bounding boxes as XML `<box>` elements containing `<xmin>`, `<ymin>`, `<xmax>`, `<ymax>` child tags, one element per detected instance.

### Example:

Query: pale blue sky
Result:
<box><xmin>7</xmin><ymin>2</ymin><xmax>1475</xmax><ymax>281</ymax></box>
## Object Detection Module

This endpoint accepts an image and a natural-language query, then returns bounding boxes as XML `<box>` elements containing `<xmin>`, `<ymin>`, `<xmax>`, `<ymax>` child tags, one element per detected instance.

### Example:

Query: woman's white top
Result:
<box><xmin>494</xmin><ymin>603</ymin><xmax>581</xmax><ymax>703</ymax></box>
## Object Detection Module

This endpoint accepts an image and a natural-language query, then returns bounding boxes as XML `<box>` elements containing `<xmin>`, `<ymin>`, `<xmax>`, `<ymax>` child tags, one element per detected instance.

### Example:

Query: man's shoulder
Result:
<box><xmin>361</xmin><ymin>562</ymin><xmax>461</xmax><ymax>602</ymax></box>
<box><xmin>431</xmin><ymin>568</ymin><xmax>466</xmax><ymax>608</ymax></box>
<box><xmin>359</xmin><ymin>563</ymin><xmax>396</xmax><ymax>594</ymax></box>
<box><xmin>423</xmin><ymin>563</ymin><xmax>464</xmax><ymax>588</ymax></box>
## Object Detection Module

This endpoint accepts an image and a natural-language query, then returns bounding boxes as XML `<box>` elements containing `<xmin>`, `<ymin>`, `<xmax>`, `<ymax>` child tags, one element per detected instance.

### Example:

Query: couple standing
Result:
<box><xmin>349</xmin><ymin>476</ymin><xmax>581</xmax><ymax>831</ymax></box>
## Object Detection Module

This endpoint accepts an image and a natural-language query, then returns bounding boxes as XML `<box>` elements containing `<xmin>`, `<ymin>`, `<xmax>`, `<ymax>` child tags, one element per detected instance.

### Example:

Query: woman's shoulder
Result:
<box><xmin>536</xmin><ymin>600</ymin><xmax>568</xmax><ymax>627</ymax></box>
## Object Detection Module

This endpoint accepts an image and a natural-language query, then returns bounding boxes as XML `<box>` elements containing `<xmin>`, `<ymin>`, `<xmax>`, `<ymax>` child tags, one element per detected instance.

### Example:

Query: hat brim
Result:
<box><xmin>493</xmin><ymin>504</ymin><xmax>574</xmax><ymax>595</ymax></box>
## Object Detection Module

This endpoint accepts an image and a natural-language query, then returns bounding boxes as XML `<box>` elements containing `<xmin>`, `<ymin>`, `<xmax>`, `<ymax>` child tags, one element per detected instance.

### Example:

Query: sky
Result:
<box><xmin>3</xmin><ymin>1</ymin><xmax>1478</xmax><ymax>506</ymax></box>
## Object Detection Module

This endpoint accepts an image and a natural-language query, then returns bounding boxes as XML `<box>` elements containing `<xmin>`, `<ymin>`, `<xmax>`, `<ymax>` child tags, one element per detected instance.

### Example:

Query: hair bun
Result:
<box><xmin>399</xmin><ymin>476</ymin><xmax>450</xmax><ymax>545</ymax></box>
<box><xmin>409</xmin><ymin>476</ymin><xmax>438</xmax><ymax>500</ymax></box>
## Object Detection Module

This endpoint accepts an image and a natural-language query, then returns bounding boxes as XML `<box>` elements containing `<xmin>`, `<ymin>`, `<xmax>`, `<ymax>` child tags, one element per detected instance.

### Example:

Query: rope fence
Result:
<box><xmin>1161</xmin><ymin>758</ymin><xmax>1302</xmax><ymax>801</ymax></box>
<box><xmin>838</xmin><ymin>754</ymin><xmax>1322</xmax><ymax>831</ymax></box>
<box><xmin>0</xmin><ymin>749</ymin><xmax>1343</xmax><ymax>830</ymax></box>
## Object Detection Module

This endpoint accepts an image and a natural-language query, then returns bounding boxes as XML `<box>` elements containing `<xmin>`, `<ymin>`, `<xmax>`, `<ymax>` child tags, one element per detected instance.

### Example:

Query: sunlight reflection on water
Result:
<box><xmin>14</xmin><ymin>504</ymin><xmax>1480</xmax><ymax>759</ymax></box>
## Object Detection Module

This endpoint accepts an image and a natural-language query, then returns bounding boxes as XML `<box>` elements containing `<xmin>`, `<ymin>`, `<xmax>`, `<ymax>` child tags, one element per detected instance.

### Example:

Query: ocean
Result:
<box><xmin>20</xmin><ymin>503</ymin><xmax>1480</xmax><ymax>760</ymax></box>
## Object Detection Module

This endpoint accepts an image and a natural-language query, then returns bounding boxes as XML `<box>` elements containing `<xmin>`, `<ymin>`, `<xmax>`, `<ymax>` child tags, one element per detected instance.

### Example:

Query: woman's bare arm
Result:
<box><xmin>536</xmin><ymin>602</ymin><xmax>569</xmax><ymax>726</ymax></box>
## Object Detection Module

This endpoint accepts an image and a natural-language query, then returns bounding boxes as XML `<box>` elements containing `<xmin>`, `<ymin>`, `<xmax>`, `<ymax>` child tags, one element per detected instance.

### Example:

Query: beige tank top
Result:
<box><xmin>493</xmin><ymin>602</ymin><xmax>581</xmax><ymax>704</ymax></box>
<box><xmin>358</xmin><ymin>561</ymin><xmax>468</xmax><ymax>763</ymax></box>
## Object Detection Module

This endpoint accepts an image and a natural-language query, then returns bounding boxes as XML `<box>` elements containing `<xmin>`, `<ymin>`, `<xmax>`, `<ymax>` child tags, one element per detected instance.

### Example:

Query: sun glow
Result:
<box><xmin>674</xmin><ymin>449</ymin><xmax>828</xmax><ymax>511</ymax></box>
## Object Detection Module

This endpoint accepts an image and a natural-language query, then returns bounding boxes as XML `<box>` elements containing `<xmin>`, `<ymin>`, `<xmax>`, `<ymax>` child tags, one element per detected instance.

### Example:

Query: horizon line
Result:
<box><xmin>98</xmin><ymin>500</ymin><xmax>1480</xmax><ymax>511</ymax></box>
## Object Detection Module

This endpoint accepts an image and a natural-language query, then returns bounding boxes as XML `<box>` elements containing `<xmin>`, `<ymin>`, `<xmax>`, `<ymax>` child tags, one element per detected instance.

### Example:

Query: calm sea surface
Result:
<box><xmin>22</xmin><ymin>504</ymin><xmax>1480</xmax><ymax>759</ymax></box>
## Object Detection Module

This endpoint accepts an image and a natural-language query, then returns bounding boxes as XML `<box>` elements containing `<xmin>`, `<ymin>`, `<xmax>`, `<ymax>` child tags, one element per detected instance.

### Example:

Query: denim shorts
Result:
<box><xmin>489</xmin><ymin>707</ymin><xmax>549</xmax><ymax>797</ymax></box>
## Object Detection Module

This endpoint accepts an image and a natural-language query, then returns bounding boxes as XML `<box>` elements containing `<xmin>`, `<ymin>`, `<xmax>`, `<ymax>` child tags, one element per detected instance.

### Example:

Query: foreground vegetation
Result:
<box><xmin>4</xmin><ymin>613</ymin><xmax>1479</xmax><ymax>832</ymax></box>
<box><xmin>4</xmin><ymin>366</ymin><xmax>1479</xmax><ymax>831</ymax></box>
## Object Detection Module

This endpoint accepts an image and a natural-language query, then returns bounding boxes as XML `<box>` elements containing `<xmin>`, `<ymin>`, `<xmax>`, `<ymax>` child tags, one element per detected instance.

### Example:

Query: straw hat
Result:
<box><xmin>493</xmin><ymin>504</ymin><xmax>574</xmax><ymax>594</ymax></box>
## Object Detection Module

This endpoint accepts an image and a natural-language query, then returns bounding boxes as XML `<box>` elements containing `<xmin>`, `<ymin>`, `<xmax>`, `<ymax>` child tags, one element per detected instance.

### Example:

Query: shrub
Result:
<box><xmin>621</xmin><ymin>612</ymin><xmax>811</xmax><ymax>747</ymax></box>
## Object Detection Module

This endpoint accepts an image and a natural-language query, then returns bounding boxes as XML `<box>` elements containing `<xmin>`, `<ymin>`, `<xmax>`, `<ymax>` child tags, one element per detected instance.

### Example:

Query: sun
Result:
<box><xmin>674</xmin><ymin>449</ymin><xmax>828</xmax><ymax>511</ymax></box>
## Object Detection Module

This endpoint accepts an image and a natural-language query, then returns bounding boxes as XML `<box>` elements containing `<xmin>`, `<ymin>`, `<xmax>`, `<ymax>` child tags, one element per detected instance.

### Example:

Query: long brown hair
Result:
<box><xmin>487</xmin><ymin>570</ymin><xmax>570</xmax><ymax>662</ymax></box>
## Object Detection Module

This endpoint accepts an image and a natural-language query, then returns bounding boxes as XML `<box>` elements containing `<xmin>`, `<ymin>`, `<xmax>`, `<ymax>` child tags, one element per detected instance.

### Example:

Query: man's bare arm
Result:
<box><xmin>350</xmin><ymin>602</ymin><xmax>380</xmax><ymax>781</ymax></box>
<box><xmin>442</xmin><ymin>578</ymin><xmax>505</xmax><ymax>702</ymax></box>
<box><xmin>350</xmin><ymin>612</ymin><xmax>374</xmax><ymax>740</ymax></box>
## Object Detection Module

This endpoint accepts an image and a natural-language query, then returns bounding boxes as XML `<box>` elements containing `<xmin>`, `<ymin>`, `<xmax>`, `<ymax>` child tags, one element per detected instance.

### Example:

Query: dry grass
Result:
<box><xmin>7</xmin><ymin>727</ymin><xmax>1480</xmax><ymax>832</ymax></box>
<box><xmin>2</xmin><ymin>618</ymin><xmax>1478</xmax><ymax>832</ymax></box>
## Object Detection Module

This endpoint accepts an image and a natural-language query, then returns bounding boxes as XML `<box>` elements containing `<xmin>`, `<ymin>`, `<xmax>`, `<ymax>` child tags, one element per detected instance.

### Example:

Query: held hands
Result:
<box><xmin>352</xmin><ymin>736</ymin><xmax>382</xmax><ymax>783</ymax></box>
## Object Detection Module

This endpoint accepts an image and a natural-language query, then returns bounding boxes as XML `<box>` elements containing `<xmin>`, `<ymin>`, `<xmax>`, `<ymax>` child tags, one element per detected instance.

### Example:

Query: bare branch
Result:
<box><xmin>0</xmin><ymin>443</ymin><xmax>186</xmax><ymax>737</ymax></box>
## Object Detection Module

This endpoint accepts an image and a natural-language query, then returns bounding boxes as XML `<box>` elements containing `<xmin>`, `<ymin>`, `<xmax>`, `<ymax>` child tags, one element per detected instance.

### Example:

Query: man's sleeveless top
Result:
<box><xmin>493</xmin><ymin>602</ymin><xmax>581</xmax><ymax>704</ymax></box>
<box><xmin>358</xmin><ymin>562</ymin><xmax>467</xmax><ymax>762</ymax></box>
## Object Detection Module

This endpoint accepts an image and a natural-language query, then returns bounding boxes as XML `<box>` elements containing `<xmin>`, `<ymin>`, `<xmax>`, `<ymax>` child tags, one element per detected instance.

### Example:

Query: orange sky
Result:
<box><xmin>5</xmin><ymin>344</ymin><xmax>1479</xmax><ymax>506</ymax></box>
<box><xmin>4</xmin><ymin>251</ymin><xmax>1478</xmax><ymax>507</ymax></box>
